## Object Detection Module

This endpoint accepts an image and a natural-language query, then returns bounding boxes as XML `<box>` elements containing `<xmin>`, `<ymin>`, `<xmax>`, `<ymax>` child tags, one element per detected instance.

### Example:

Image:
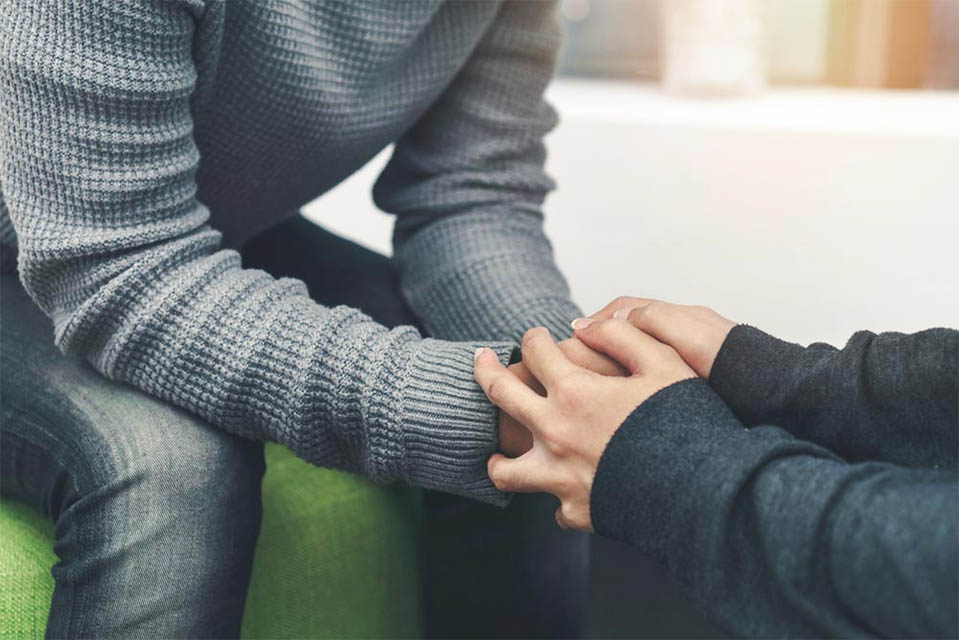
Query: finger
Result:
<box><xmin>555</xmin><ymin>506</ymin><xmax>569</xmax><ymax>530</ymax></box>
<box><xmin>498</xmin><ymin>413</ymin><xmax>534</xmax><ymax>458</ymax></box>
<box><xmin>627</xmin><ymin>303</ymin><xmax>736</xmax><ymax>379</ymax></box>
<box><xmin>488</xmin><ymin>452</ymin><xmax>552</xmax><ymax>494</ymax></box>
<box><xmin>558</xmin><ymin>338</ymin><xmax>628</xmax><ymax>377</ymax></box>
<box><xmin>623</xmin><ymin>301</ymin><xmax>683</xmax><ymax>346</ymax></box>
<box><xmin>520</xmin><ymin>327</ymin><xmax>579</xmax><ymax>392</ymax></box>
<box><xmin>584</xmin><ymin>296</ymin><xmax>657</xmax><ymax>321</ymax></box>
<box><xmin>509</xmin><ymin>362</ymin><xmax>546</xmax><ymax>396</ymax></box>
<box><xmin>474</xmin><ymin>348</ymin><xmax>548</xmax><ymax>430</ymax></box>
<box><xmin>574</xmin><ymin>319</ymin><xmax>669</xmax><ymax>375</ymax></box>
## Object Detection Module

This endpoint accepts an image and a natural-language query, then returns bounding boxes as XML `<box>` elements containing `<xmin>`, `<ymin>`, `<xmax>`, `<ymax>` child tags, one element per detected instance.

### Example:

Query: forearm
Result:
<box><xmin>376</xmin><ymin>1</ymin><xmax>578</xmax><ymax>344</ymax></box>
<box><xmin>709</xmin><ymin>325</ymin><xmax>958</xmax><ymax>468</ymax></box>
<box><xmin>393</xmin><ymin>209</ymin><xmax>580</xmax><ymax>344</ymax></box>
<box><xmin>20</xmin><ymin>229</ymin><xmax>516</xmax><ymax>501</ymax></box>
<box><xmin>591</xmin><ymin>379</ymin><xmax>959</xmax><ymax>638</ymax></box>
<box><xmin>1</xmin><ymin>0</ymin><xmax>513</xmax><ymax>504</ymax></box>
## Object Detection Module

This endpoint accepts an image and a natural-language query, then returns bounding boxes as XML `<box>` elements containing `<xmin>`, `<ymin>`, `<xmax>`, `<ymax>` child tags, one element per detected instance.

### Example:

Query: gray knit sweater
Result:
<box><xmin>0</xmin><ymin>0</ymin><xmax>579</xmax><ymax>504</ymax></box>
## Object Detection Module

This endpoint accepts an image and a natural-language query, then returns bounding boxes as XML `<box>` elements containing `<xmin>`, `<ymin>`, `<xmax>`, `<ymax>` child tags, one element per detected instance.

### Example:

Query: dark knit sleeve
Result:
<box><xmin>590</xmin><ymin>378</ymin><xmax>959</xmax><ymax>638</ymax></box>
<box><xmin>708</xmin><ymin>326</ymin><xmax>958</xmax><ymax>469</ymax></box>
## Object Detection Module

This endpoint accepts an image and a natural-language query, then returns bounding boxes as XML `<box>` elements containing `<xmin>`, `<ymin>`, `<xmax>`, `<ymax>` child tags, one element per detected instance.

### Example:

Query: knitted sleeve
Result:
<box><xmin>374</xmin><ymin>0</ymin><xmax>582</xmax><ymax>344</ymax></box>
<box><xmin>0</xmin><ymin>0</ymin><xmax>512</xmax><ymax>504</ymax></box>
<box><xmin>592</xmin><ymin>378</ymin><xmax>959</xmax><ymax>638</ymax></box>
<box><xmin>709</xmin><ymin>326</ymin><xmax>958</xmax><ymax>469</ymax></box>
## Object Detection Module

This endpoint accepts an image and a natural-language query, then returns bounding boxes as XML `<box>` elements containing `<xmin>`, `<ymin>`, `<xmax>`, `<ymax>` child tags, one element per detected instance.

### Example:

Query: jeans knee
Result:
<box><xmin>3</xmin><ymin>276</ymin><xmax>264</xmax><ymax>635</ymax></box>
<box><xmin>4</xmin><ymin>364</ymin><xmax>265</xmax><ymax>559</ymax></box>
<box><xmin>71</xmin><ymin>397</ymin><xmax>265</xmax><ymax>539</ymax></box>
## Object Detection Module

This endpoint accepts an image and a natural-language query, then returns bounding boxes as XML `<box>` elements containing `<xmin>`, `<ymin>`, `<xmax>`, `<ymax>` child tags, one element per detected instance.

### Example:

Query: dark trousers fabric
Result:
<box><xmin>243</xmin><ymin>214</ymin><xmax>589</xmax><ymax>638</ymax></box>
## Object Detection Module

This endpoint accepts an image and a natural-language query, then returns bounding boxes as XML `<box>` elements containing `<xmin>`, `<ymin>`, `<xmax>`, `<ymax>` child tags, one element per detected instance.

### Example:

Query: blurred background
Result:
<box><xmin>557</xmin><ymin>0</ymin><xmax>958</xmax><ymax>90</ymax></box>
<box><xmin>306</xmin><ymin>1</ymin><xmax>958</xmax><ymax>636</ymax></box>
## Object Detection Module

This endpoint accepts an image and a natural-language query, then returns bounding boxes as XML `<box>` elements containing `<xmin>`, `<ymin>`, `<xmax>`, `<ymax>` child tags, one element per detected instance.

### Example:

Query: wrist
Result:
<box><xmin>708</xmin><ymin>325</ymin><xmax>804</xmax><ymax>425</ymax></box>
<box><xmin>590</xmin><ymin>378</ymin><xmax>741</xmax><ymax>555</ymax></box>
<box><xmin>702</xmin><ymin>320</ymin><xmax>737</xmax><ymax>379</ymax></box>
<box><xmin>397</xmin><ymin>338</ymin><xmax>517</xmax><ymax>504</ymax></box>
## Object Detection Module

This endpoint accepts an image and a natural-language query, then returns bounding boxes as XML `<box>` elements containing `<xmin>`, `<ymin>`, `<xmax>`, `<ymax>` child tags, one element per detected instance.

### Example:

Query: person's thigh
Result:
<box><xmin>242</xmin><ymin>214</ymin><xmax>590</xmax><ymax>637</ymax></box>
<box><xmin>0</xmin><ymin>275</ymin><xmax>264</xmax><ymax>639</ymax></box>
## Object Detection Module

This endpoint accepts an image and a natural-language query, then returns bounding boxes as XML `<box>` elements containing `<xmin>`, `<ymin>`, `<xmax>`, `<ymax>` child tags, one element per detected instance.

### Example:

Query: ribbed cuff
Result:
<box><xmin>709</xmin><ymin>325</ymin><xmax>806</xmax><ymax>425</ymax></box>
<box><xmin>590</xmin><ymin>378</ymin><xmax>743</xmax><ymax>558</ymax></box>
<box><xmin>398</xmin><ymin>339</ymin><xmax>517</xmax><ymax>505</ymax></box>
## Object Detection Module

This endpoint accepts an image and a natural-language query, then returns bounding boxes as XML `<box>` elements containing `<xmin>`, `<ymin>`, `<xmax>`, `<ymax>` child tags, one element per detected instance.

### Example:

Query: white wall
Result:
<box><xmin>304</xmin><ymin>80</ymin><xmax>959</xmax><ymax>346</ymax></box>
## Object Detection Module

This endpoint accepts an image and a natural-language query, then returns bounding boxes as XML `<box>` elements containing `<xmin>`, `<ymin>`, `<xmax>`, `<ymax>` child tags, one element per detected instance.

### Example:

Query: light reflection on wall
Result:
<box><xmin>555</xmin><ymin>0</ymin><xmax>958</xmax><ymax>90</ymax></box>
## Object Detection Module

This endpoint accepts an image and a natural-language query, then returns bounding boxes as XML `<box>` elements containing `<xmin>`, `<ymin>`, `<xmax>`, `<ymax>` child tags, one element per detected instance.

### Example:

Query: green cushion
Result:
<box><xmin>242</xmin><ymin>444</ymin><xmax>422</xmax><ymax>638</ymax></box>
<box><xmin>0</xmin><ymin>443</ymin><xmax>422</xmax><ymax>639</ymax></box>
<box><xmin>0</xmin><ymin>500</ymin><xmax>55</xmax><ymax>638</ymax></box>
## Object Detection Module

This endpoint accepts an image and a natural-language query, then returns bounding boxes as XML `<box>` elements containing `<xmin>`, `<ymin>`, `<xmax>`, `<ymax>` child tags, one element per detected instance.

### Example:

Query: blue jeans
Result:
<box><xmin>1</xmin><ymin>274</ymin><xmax>264</xmax><ymax>638</ymax></box>
<box><xmin>2</xmin><ymin>215</ymin><xmax>588</xmax><ymax>638</ymax></box>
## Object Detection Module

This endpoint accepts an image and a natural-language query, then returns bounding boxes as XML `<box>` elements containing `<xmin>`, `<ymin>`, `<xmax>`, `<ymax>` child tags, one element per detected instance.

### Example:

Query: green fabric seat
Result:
<box><xmin>0</xmin><ymin>444</ymin><xmax>423</xmax><ymax>639</ymax></box>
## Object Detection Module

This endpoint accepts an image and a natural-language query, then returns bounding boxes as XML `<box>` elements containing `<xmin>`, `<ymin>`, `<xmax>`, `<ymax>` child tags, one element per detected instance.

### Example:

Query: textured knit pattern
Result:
<box><xmin>0</xmin><ymin>0</ymin><xmax>579</xmax><ymax>504</ymax></box>
<box><xmin>709</xmin><ymin>325</ymin><xmax>959</xmax><ymax>468</ymax></box>
<box><xmin>591</xmin><ymin>328</ymin><xmax>959</xmax><ymax>638</ymax></box>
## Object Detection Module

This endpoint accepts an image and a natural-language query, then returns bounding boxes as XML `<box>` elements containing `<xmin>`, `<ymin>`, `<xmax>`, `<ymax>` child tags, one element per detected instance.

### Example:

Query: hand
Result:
<box><xmin>477</xmin><ymin>323</ymin><xmax>695</xmax><ymax>531</ymax></box>
<box><xmin>498</xmin><ymin>337</ymin><xmax>627</xmax><ymax>457</ymax></box>
<box><xmin>576</xmin><ymin>297</ymin><xmax>736</xmax><ymax>379</ymax></box>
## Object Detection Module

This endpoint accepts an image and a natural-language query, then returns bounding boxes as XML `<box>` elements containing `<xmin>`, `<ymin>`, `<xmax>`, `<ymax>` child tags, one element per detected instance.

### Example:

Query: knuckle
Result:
<box><xmin>645</xmin><ymin>300</ymin><xmax>666</xmax><ymax>316</ymax></box>
<box><xmin>608</xmin><ymin>318</ymin><xmax>633</xmax><ymax>338</ymax></box>
<box><xmin>485</xmin><ymin>376</ymin><xmax>507</xmax><ymax>402</ymax></box>
<box><xmin>491</xmin><ymin>472</ymin><xmax>510</xmax><ymax>491</ymax></box>
<box><xmin>592</xmin><ymin>318</ymin><xmax>618</xmax><ymax>336</ymax></box>
<box><xmin>544</xmin><ymin>433</ymin><xmax>572</xmax><ymax>458</ymax></box>
<box><xmin>553</xmin><ymin>373</ymin><xmax>588</xmax><ymax>405</ymax></box>
<box><xmin>488</xmin><ymin>462</ymin><xmax>511</xmax><ymax>490</ymax></box>
<box><xmin>553</xmin><ymin>374</ymin><xmax>580</xmax><ymax>397</ymax></box>
<box><xmin>612</xmin><ymin>295</ymin><xmax>637</xmax><ymax>308</ymax></box>
<box><xmin>562</xmin><ymin>501</ymin><xmax>589</xmax><ymax>530</ymax></box>
<box><xmin>522</xmin><ymin>326</ymin><xmax>549</xmax><ymax>346</ymax></box>
<box><xmin>627</xmin><ymin>305</ymin><xmax>649</xmax><ymax>325</ymax></box>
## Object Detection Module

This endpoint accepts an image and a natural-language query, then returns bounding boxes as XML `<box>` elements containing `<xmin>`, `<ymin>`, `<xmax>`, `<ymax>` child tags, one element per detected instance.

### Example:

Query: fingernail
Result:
<box><xmin>474</xmin><ymin>347</ymin><xmax>486</xmax><ymax>361</ymax></box>
<box><xmin>570</xmin><ymin>318</ymin><xmax>594</xmax><ymax>330</ymax></box>
<box><xmin>613</xmin><ymin>307</ymin><xmax>632</xmax><ymax>319</ymax></box>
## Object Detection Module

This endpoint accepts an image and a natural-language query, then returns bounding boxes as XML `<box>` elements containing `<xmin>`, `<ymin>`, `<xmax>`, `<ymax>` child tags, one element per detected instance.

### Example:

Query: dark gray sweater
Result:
<box><xmin>591</xmin><ymin>326</ymin><xmax>959</xmax><ymax>638</ymax></box>
<box><xmin>0</xmin><ymin>1</ymin><xmax>578</xmax><ymax>505</ymax></box>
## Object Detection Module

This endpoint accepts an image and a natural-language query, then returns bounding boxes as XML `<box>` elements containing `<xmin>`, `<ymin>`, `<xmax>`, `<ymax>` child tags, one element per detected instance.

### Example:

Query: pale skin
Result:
<box><xmin>485</xmin><ymin>298</ymin><xmax>736</xmax><ymax>531</ymax></box>
<box><xmin>497</xmin><ymin>336</ymin><xmax>627</xmax><ymax>456</ymax></box>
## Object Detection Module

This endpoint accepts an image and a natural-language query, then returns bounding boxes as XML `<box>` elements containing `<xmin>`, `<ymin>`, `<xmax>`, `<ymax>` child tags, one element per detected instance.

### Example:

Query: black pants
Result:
<box><xmin>243</xmin><ymin>214</ymin><xmax>589</xmax><ymax>638</ymax></box>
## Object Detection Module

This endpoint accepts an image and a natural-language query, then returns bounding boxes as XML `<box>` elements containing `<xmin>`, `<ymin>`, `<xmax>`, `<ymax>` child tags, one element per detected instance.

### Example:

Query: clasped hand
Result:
<box><xmin>474</xmin><ymin>298</ymin><xmax>735</xmax><ymax>532</ymax></box>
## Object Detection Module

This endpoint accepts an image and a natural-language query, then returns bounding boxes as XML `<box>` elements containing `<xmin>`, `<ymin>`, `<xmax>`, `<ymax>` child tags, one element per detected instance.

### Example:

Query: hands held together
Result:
<box><xmin>474</xmin><ymin>298</ymin><xmax>736</xmax><ymax>532</ymax></box>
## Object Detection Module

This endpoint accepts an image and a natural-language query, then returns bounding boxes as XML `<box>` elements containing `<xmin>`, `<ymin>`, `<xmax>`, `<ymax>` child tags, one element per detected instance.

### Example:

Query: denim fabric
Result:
<box><xmin>1</xmin><ymin>275</ymin><xmax>265</xmax><ymax>638</ymax></box>
<box><xmin>2</xmin><ymin>215</ymin><xmax>588</xmax><ymax>638</ymax></box>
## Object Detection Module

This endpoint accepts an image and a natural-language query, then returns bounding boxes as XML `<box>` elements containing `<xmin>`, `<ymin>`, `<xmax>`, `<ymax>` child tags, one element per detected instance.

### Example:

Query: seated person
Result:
<box><xmin>0</xmin><ymin>1</ymin><xmax>594</xmax><ymax>635</ymax></box>
<box><xmin>474</xmin><ymin>297</ymin><xmax>958</xmax><ymax>638</ymax></box>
